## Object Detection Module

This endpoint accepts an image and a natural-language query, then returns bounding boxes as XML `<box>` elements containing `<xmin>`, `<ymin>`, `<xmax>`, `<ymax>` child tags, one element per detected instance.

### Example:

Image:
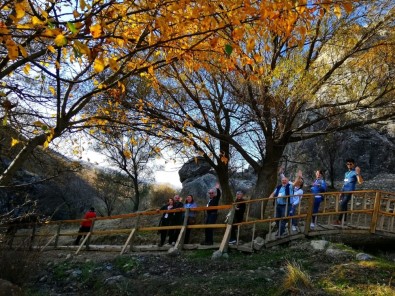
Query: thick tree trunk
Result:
<box><xmin>216</xmin><ymin>165</ymin><xmax>233</xmax><ymax>204</ymax></box>
<box><xmin>250</xmin><ymin>146</ymin><xmax>285</xmax><ymax>217</ymax></box>
<box><xmin>0</xmin><ymin>134</ymin><xmax>47</xmax><ymax>186</ymax></box>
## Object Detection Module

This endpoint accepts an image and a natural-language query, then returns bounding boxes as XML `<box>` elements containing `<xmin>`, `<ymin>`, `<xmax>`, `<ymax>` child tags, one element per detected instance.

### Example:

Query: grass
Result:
<box><xmin>114</xmin><ymin>255</ymin><xmax>139</xmax><ymax>272</ymax></box>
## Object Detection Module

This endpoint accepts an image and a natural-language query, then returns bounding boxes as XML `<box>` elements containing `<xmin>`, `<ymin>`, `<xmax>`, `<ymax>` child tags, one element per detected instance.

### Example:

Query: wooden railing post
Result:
<box><xmin>304</xmin><ymin>195</ymin><xmax>314</xmax><ymax>235</ymax></box>
<box><xmin>218</xmin><ymin>206</ymin><xmax>235</xmax><ymax>254</ymax></box>
<box><xmin>54</xmin><ymin>222</ymin><xmax>62</xmax><ymax>248</ymax></box>
<box><xmin>29</xmin><ymin>223</ymin><xmax>37</xmax><ymax>250</ymax></box>
<box><xmin>370</xmin><ymin>191</ymin><xmax>382</xmax><ymax>234</ymax></box>
<box><xmin>85</xmin><ymin>219</ymin><xmax>96</xmax><ymax>250</ymax></box>
<box><xmin>174</xmin><ymin>208</ymin><xmax>189</xmax><ymax>250</ymax></box>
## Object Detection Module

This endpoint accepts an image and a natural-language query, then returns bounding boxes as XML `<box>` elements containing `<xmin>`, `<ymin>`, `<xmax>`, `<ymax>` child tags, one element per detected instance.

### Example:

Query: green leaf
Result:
<box><xmin>67</xmin><ymin>22</ymin><xmax>77</xmax><ymax>34</ymax></box>
<box><xmin>2</xmin><ymin>115</ymin><xmax>7</xmax><ymax>126</ymax></box>
<box><xmin>224</xmin><ymin>44</ymin><xmax>233</xmax><ymax>56</ymax></box>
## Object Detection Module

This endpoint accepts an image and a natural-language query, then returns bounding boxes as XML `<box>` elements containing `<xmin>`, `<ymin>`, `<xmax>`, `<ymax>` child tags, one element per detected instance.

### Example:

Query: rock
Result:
<box><xmin>178</xmin><ymin>157</ymin><xmax>213</xmax><ymax>183</ymax></box>
<box><xmin>167</xmin><ymin>247</ymin><xmax>181</xmax><ymax>257</ymax></box>
<box><xmin>71</xmin><ymin>269</ymin><xmax>82</xmax><ymax>277</ymax></box>
<box><xmin>310</xmin><ymin>240</ymin><xmax>329</xmax><ymax>250</ymax></box>
<box><xmin>253</xmin><ymin>236</ymin><xmax>265</xmax><ymax>251</ymax></box>
<box><xmin>325</xmin><ymin>247</ymin><xmax>350</xmax><ymax>259</ymax></box>
<box><xmin>104</xmin><ymin>275</ymin><xmax>125</xmax><ymax>285</ymax></box>
<box><xmin>356</xmin><ymin>253</ymin><xmax>374</xmax><ymax>261</ymax></box>
<box><xmin>211</xmin><ymin>250</ymin><xmax>225</xmax><ymax>259</ymax></box>
<box><xmin>180</xmin><ymin>174</ymin><xmax>217</xmax><ymax>204</ymax></box>
<box><xmin>0</xmin><ymin>279</ymin><xmax>23</xmax><ymax>296</ymax></box>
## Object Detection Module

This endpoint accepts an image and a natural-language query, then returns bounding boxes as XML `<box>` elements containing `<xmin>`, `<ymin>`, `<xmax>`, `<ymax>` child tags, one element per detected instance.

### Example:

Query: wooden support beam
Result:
<box><xmin>120</xmin><ymin>228</ymin><xmax>136</xmax><ymax>255</ymax></box>
<box><xmin>75</xmin><ymin>232</ymin><xmax>91</xmax><ymax>255</ymax></box>
<box><xmin>41</xmin><ymin>234</ymin><xmax>57</xmax><ymax>252</ymax></box>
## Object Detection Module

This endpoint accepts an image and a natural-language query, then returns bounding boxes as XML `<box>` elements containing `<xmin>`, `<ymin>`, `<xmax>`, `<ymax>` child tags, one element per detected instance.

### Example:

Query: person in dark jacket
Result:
<box><xmin>201</xmin><ymin>184</ymin><xmax>221</xmax><ymax>245</ymax></box>
<box><xmin>75</xmin><ymin>207</ymin><xmax>96</xmax><ymax>245</ymax></box>
<box><xmin>229</xmin><ymin>191</ymin><xmax>246</xmax><ymax>244</ymax></box>
<box><xmin>158</xmin><ymin>198</ymin><xmax>175</xmax><ymax>247</ymax></box>
<box><xmin>171</xmin><ymin>195</ymin><xmax>184</xmax><ymax>244</ymax></box>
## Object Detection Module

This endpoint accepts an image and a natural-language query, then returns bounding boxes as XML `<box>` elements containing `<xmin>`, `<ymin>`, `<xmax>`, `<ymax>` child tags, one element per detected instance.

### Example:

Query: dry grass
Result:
<box><xmin>279</xmin><ymin>260</ymin><xmax>314</xmax><ymax>295</ymax></box>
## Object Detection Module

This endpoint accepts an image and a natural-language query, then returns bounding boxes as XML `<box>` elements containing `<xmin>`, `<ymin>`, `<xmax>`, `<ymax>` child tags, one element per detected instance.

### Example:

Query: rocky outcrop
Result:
<box><xmin>178</xmin><ymin>157</ymin><xmax>213</xmax><ymax>183</ymax></box>
<box><xmin>179</xmin><ymin>157</ymin><xmax>217</xmax><ymax>205</ymax></box>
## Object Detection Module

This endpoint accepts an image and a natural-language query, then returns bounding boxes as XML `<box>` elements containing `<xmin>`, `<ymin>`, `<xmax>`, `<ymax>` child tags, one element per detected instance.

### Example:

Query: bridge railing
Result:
<box><xmin>1</xmin><ymin>190</ymin><xmax>394</xmax><ymax>253</ymax></box>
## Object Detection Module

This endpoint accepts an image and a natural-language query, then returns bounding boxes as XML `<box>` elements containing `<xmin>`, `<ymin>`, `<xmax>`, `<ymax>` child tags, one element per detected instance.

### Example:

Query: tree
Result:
<box><xmin>132</xmin><ymin>1</ymin><xmax>395</xmax><ymax>205</ymax></box>
<box><xmin>91</xmin><ymin>128</ymin><xmax>159</xmax><ymax>212</ymax></box>
<box><xmin>3</xmin><ymin>0</ymin><xmax>289</xmax><ymax>186</ymax></box>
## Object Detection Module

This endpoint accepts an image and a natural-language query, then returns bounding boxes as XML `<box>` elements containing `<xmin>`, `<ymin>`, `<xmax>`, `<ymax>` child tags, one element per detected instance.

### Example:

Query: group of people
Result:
<box><xmin>157</xmin><ymin>183</ymin><xmax>247</xmax><ymax>246</ymax></box>
<box><xmin>76</xmin><ymin>159</ymin><xmax>363</xmax><ymax>246</ymax></box>
<box><xmin>270</xmin><ymin>158</ymin><xmax>363</xmax><ymax>236</ymax></box>
<box><xmin>157</xmin><ymin>194</ymin><xmax>198</xmax><ymax>246</ymax></box>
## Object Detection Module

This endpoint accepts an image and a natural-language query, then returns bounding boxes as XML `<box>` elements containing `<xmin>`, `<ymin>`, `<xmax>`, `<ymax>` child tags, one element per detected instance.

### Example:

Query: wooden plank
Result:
<box><xmin>75</xmin><ymin>232</ymin><xmax>91</xmax><ymax>255</ymax></box>
<box><xmin>120</xmin><ymin>228</ymin><xmax>136</xmax><ymax>255</ymax></box>
<box><xmin>41</xmin><ymin>234</ymin><xmax>57</xmax><ymax>252</ymax></box>
<box><xmin>370</xmin><ymin>191</ymin><xmax>382</xmax><ymax>234</ymax></box>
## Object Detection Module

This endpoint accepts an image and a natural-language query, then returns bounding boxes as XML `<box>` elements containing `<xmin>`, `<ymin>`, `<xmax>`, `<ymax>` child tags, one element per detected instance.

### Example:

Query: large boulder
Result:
<box><xmin>178</xmin><ymin>157</ymin><xmax>213</xmax><ymax>183</ymax></box>
<box><xmin>179</xmin><ymin>174</ymin><xmax>217</xmax><ymax>206</ymax></box>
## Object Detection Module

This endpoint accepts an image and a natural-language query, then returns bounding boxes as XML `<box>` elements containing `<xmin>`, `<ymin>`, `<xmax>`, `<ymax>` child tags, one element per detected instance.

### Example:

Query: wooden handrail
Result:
<box><xmin>4</xmin><ymin>190</ymin><xmax>395</xmax><ymax>253</ymax></box>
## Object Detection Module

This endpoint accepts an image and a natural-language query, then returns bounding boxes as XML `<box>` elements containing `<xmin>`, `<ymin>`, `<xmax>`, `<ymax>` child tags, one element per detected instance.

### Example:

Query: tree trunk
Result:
<box><xmin>0</xmin><ymin>134</ymin><xmax>47</xmax><ymax>186</ymax></box>
<box><xmin>132</xmin><ymin>178</ymin><xmax>140</xmax><ymax>212</ymax></box>
<box><xmin>250</xmin><ymin>146</ymin><xmax>285</xmax><ymax>217</ymax></box>
<box><xmin>216</xmin><ymin>165</ymin><xmax>233</xmax><ymax>204</ymax></box>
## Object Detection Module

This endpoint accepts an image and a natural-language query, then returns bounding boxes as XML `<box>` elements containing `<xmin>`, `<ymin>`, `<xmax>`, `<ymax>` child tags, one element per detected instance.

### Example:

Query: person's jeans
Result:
<box><xmin>205</xmin><ymin>212</ymin><xmax>217</xmax><ymax>243</ymax></box>
<box><xmin>339</xmin><ymin>193</ymin><xmax>352</xmax><ymax>221</ymax></box>
<box><xmin>276</xmin><ymin>205</ymin><xmax>287</xmax><ymax>235</ymax></box>
<box><xmin>288</xmin><ymin>206</ymin><xmax>298</xmax><ymax>227</ymax></box>
<box><xmin>312</xmin><ymin>197</ymin><xmax>323</xmax><ymax>224</ymax></box>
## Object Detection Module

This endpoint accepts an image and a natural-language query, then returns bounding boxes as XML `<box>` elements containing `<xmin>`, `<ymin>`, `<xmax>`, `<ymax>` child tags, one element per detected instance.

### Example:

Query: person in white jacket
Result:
<box><xmin>289</xmin><ymin>176</ymin><xmax>304</xmax><ymax>232</ymax></box>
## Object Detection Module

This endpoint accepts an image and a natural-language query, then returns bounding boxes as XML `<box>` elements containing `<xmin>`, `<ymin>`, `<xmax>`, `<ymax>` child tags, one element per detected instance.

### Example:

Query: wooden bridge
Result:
<box><xmin>1</xmin><ymin>190</ymin><xmax>395</xmax><ymax>255</ymax></box>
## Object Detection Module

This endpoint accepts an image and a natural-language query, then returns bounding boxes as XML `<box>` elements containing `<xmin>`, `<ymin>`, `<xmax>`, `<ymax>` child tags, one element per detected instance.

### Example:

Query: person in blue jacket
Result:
<box><xmin>334</xmin><ymin>158</ymin><xmax>363</xmax><ymax>225</ymax></box>
<box><xmin>310</xmin><ymin>169</ymin><xmax>327</xmax><ymax>229</ymax></box>
<box><xmin>270</xmin><ymin>176</ymin><xmax>293</xmax><ymax>236</ymax></box>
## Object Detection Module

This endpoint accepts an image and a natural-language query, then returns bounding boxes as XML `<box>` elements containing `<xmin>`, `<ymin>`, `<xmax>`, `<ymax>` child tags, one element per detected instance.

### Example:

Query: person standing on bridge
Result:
<box><xmin>310</xmin><ymin>170</ymin><xmax>327</xmax><ymax>229</ymax></box>
<box><xmin>270</xmin><ymin>175</ymin><xmax>294</xmax><ymax>237</ymax></box>
<box><xmin>334</xmin><ymin>159</ymin><xmax>363</xmax><ymax>225</ymax></box>
<box><xmin>201</xmin><ymin>183</ymin><xmax>221</xmax><ymax>245</ymax></box>
<box><xmin>75</xmin><ymin>207</ymin><xmax>96</xmax><ymax>245</ymax></box>
<box><xmin>229</xmin><ymin>191</ymin><xmax>246</xmax><ymax>245</ymax></box>
<box><xmin>158</xmin><ymin>198</ymin><xmax>175</xmax><ymax>247</ymax></box>
<box><xmin>183</xmin><ymin>194</ymin><xmax>197</xmax><ymax>244</ymax></box>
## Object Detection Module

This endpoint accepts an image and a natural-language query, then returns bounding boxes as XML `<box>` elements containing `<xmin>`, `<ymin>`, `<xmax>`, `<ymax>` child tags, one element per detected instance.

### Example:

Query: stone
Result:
<box><xmin>356</xmin><ymin>253</ymin><xmax>374</xmax><ymax>261</ymax></box>
<box><xmin>104</xmin><ymin>275</ymin><xmax>125</xmax><ymax>285</ymax></box>
<box><xmin>167</xmin><ymin>247</ymin><xmax>181</xmax><ymax>257</ymax></box>
<box><xmin>211</xmin><ymin>250</ymin><xmax>224</xmax><ymax>259</ymax></box>
<box><xmin>178</xmin><ymin>157</ymin><xmax>212</xmax><ymax>183</ymax></box>
<box><xmin>253</xmin><ymin>236</ymin><xmax>265</xmax><ymax>251</ymax></box>
<box><xmin>325</xmin><ymin>247</ymin><xmax>347</xmax><ymax>258</ymax></box>
<box><xmin>310</xmin><ymin>240</ymin><xmax>329</xmax><ymax>250</ymax></box>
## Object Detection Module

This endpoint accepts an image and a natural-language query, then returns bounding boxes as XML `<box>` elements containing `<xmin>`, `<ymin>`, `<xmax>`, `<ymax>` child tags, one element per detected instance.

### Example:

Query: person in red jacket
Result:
<box><xmin>74</xmin><ymin>207</ymin><xmax>96</xmax><ymax>245</ymax></box>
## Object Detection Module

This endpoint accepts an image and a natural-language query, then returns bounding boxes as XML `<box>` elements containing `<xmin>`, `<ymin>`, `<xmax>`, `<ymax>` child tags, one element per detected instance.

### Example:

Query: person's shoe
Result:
<box><xmin>292</xmin><ymin>226</ymin><xmax>297</xmax><ymax>232</ymax></box>
<box><xmin>228</xmin><ymin>240</ymin><xmax>237</xmax><ymax>245</ymax></box>
<box><xmin>310</xmin><ymin>223</ymin><xmax>315</xmax><ymax>229</ymax></box>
